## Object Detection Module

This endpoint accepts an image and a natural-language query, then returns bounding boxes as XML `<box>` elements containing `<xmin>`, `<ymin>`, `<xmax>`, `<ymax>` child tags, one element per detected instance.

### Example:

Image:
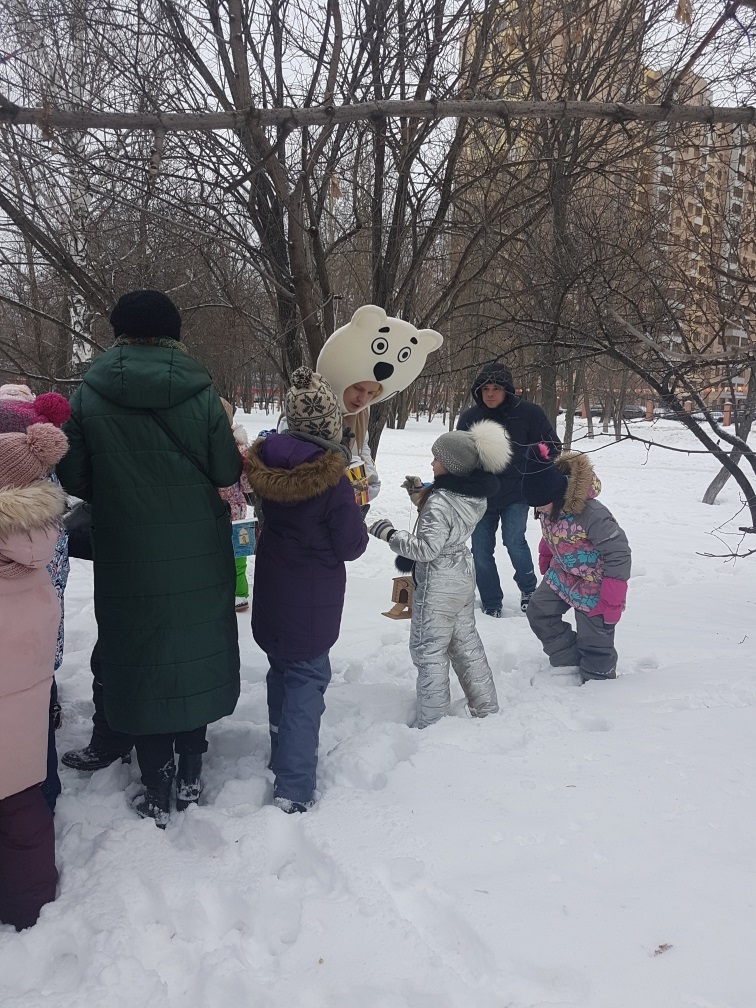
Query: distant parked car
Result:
<box><xmin>574</xmin><ymin>404</ymin><xmax>604</xmax><ymax>417</ymax></box>
<box><xmin>621</xmin><ymin>405</ymin><xmax>646</xmax><ymax>419</ymax></box>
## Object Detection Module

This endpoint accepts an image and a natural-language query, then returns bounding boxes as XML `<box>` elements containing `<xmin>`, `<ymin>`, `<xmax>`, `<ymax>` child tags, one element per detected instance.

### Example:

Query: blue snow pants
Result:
<box><xmin>266</xmin><ymin>652</ymin><xmax>331</xmax><ymax>804</ymax></box>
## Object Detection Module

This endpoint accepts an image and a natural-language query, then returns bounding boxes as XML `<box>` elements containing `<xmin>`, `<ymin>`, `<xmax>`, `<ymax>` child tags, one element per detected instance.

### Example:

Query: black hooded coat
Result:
<box><xmin>456</xmin><ymin>363</ymin><xmax>561</xmax><ymax>511</ymax></box>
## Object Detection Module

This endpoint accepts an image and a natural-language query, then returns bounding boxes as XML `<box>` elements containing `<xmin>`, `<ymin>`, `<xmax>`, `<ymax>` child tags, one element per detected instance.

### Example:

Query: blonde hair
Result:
<box><xmin>344</xmin><ymin>381</ymin><xmax>382</xmax><ymax>455</ymax></box>
<box><xmin>349</xmin><ymin>407</ymin><xmax>369</xmax><ymax>455</ymax></box>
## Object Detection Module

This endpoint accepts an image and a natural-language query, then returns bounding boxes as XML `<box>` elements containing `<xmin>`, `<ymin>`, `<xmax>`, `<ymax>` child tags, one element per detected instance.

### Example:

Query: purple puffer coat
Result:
<box><xmin>245</xmin><ymin>433</ymin><xmax>368</xmax><ymax>660</ymax></box>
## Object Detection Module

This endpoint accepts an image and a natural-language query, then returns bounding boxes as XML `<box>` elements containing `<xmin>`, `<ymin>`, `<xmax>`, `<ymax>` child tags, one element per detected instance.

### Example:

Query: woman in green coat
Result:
<box><xmin>57</xmin><ymin>290</ymin><xmax>242</xmax><ymax>826</ymax></box>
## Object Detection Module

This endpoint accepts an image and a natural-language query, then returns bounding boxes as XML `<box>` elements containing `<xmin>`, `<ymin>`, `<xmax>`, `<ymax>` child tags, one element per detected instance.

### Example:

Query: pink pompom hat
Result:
<box><xmin>0</xmin><ymin>423</ymin><xmax>69</xmax><ymax>490</ymax></box>
<box><xmin>0</xmin><ymin>392</ymin><xmax>71</xmax><ymax>434</ymax></box>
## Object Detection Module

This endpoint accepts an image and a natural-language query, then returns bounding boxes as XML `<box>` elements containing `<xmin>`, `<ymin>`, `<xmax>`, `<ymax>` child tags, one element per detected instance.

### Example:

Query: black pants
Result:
<box><xmin>135</xmin><ymin>727</ymin><xmax>208</xmax><ymax>789</ymax></box>
<box><xmin>40</xmin><ymin>681</ymin><xmax>61</xmax><ymax>813</ymax></box>
<box><xmin>90</xmin><ymin>644</ymin><xmax>134</xmax><ymax>755</ymax></box>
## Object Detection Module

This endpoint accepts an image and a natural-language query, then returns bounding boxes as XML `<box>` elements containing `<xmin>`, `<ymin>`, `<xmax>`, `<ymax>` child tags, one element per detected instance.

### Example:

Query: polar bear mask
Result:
<box><xmin>316</xmin><ymin>305</ymin><xmax>444</xmax><ymax>412</ymax></box>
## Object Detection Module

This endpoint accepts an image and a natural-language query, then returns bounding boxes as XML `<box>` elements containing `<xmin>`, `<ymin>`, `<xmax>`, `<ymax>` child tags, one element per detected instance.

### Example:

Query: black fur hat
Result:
<box><xmin>521</xmin><ymin>442</ymin><xmax>568</xmax><ymax>507</ymax></box>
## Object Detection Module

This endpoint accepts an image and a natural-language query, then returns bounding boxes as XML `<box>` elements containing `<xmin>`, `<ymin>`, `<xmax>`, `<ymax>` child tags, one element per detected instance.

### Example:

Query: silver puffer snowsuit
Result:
<box><xmin>389</xmin><ymin>471</ymin><xmax>500</xmax><ymax>728</ymax></box>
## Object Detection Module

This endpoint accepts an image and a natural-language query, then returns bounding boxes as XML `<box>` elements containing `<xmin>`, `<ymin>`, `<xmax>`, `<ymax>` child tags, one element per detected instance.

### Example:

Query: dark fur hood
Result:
<box><xmin>245</xmin><ymin>437</ymin><xmax>347</xmax><ymax>504</ymax></box>
<box><xmin>430</xmin><ymin>469</ymin><xmax>499</xmax><ymax>499</ymax></box>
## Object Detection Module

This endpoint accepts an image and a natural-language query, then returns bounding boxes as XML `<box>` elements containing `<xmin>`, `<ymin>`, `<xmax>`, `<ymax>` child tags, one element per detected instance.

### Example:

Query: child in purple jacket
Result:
<box><xmin>521</xmin><ymin>444</ymin><xmax>631</xmax><ymax>684</ymax></box>
<box><xmin>245</xmin><ymin>367</ymin><xmax>368</xmax><ymax>813</ymax></box>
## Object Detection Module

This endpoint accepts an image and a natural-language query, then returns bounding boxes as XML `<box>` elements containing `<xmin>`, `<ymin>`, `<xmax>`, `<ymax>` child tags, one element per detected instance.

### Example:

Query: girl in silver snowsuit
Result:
<box><xmin>369</xmin><ymin>421</ymin><xmax>512</xmax><ymax>728</ymax></box>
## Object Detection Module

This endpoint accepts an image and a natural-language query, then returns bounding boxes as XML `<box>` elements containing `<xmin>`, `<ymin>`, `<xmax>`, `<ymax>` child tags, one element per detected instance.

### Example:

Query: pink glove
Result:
<box><xmin>591</xmin><ymin>577</ymin><xmax>627</xmax><ymax>624</ymax></box>
<box><xmin>538</xmin><ymin>538</ymin><xmax>553</xmax><ymax>575</ymax></box>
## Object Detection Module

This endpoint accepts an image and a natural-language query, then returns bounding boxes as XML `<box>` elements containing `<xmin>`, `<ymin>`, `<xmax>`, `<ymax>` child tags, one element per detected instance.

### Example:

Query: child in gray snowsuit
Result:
<box><xmin>521</xmin><ymin>444</ymin><xmax>631</xmax><ymax>683</ymax></box>
<box><xmin>368</xmin><ymin>421</ymin><xmax>511</xmax><ymax>727</ymax></box>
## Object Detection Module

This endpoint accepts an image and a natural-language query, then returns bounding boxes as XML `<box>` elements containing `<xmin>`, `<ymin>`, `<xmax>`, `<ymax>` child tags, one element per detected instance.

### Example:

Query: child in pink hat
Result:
<box><xmin>0</xmin><ymin>423</ymin><xmax>68</xmax><ymax>929</ymax></box>
<box><xmin>0</xmin><ymin>391</ymin><xmax>72</xmax><ymax>810</ymax></box>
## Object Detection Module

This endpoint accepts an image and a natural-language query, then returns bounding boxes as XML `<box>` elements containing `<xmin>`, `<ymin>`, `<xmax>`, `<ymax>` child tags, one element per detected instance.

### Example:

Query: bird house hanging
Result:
<box><xmin>382</xmin><ymin>575</ymin><xmax>414</xmax><ymax>620</ymax></box>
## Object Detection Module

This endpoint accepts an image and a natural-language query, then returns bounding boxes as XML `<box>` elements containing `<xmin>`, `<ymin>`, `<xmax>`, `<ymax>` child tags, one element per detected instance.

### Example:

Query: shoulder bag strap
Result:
<box><xmin>148</xmin><ymin>409</ymin><xmax>213</xmax><ymax>484</ymax></box>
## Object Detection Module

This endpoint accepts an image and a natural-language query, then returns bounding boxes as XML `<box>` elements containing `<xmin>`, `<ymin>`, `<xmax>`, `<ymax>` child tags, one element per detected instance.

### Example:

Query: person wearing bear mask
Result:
<box><xmin>315</xmin><ymin>305</ymin><xmax>444</xmax><ymax>511</ymax></box>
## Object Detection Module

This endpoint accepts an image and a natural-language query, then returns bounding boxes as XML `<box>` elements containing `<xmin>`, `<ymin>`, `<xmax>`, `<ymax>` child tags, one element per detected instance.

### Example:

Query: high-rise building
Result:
<box><xmin>457</xmin><ymin>3</ymin><xmax>755</xmax><ymax>406</ymax></box>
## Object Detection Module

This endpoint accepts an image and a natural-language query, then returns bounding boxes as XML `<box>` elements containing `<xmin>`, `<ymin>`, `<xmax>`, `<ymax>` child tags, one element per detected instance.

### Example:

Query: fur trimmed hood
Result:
<box><xmin>245</xmin><ymin>436</ymin><xmax>347</xmax><ymax>503</ymax></box>
<box><xmin>554</xmin><ymin>451</ymin><xmax>602</xmax><ymax>514</ymax></box>
<box><xmin>0</xmin><ymin>480</ymin><xmax>66</xmax><ymax>539</ymax></box>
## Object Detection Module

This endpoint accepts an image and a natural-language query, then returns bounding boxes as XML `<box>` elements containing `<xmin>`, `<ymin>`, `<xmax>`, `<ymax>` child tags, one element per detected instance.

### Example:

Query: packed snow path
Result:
<box><xmin>1</xmin><ymin>414</ymin><xmax>754</xmax><ymax>1008</ymax></box>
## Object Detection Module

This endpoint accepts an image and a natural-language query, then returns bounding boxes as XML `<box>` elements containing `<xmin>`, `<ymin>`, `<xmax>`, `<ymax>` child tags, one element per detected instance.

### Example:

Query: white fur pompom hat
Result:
<box><xmin>432</xmin><ymin>420</ymin><xmax>512</xmax><ymax>476</ymax></box>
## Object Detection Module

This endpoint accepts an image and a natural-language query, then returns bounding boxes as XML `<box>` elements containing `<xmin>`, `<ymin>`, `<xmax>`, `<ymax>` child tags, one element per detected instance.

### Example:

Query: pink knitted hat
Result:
<box><xmin>0</xmin><ymin>392</ymin><xmax>71</xmax><ymax>434</ymax></box>
<box><xmin>0</xmin><ymin>423</ymin><xmax>69</xmax><ymax>490</ymax></box>
<box><xmin>0</xmin><ymin>383</ymin><xmax>34</xmax><ymax>402</ymax></box>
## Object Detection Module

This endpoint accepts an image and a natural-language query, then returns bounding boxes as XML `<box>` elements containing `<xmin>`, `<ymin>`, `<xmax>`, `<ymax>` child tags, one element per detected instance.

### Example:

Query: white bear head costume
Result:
<box><xmin>316</xmin><ymin>305</ymin><xmax>443</xmax><ymax>413</ymax></box>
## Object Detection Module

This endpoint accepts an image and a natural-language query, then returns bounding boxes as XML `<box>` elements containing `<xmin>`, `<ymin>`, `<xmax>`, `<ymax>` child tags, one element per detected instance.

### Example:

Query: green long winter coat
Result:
<box><xmin>57</xmin><ymin>342</ymin><xmax>243</xmax><ymax>735</ymax></box>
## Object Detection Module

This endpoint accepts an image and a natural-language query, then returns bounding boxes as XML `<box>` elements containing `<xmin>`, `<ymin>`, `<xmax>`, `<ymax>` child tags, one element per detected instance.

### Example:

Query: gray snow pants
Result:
<box><xmin>410</xmin><ymin>595</ymin><xmax>499</xmax><ymax>728</ymax></box>
<box><xmin>526</xmin><ymin>580</ymin><xmax>618</xmax><ymax>681</ymax></box>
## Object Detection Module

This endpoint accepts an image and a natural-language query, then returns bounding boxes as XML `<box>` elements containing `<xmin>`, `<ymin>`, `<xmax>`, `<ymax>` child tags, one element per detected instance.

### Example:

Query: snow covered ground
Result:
<box><xmin>2</xmin><ymin>412</ymin><xmax>755</xmax><ymax>1008</ymax></box>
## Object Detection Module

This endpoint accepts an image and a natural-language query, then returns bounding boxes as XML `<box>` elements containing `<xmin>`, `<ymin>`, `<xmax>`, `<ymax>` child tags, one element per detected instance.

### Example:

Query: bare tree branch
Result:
<box><xmin>1</xmin><ymin>96</ymin><xmax>755</xmax><ymax>131</ymax></box>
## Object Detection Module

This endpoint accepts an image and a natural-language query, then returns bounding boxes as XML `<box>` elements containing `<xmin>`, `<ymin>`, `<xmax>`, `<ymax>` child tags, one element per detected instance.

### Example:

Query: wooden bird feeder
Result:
<box><xmin>382</xmin><ymin>575</ymin><xmax>414</xmax><ymax>619</ymax></box>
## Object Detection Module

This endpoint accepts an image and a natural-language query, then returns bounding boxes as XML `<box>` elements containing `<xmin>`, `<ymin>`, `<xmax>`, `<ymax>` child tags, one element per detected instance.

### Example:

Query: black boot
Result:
<box><xmin>134</xmin><ymin>779</ymin><xmax>173</xmax><ymax>828</ymax></box>
<box><xmin>61</xmin><ymin>744</ymin><xmax>132</xmax><ymax>771</ymax></box>
<box><xmin>175</xmin><ymin>753</ymin><xmax>203</xmax><ymax>811</ymax></box>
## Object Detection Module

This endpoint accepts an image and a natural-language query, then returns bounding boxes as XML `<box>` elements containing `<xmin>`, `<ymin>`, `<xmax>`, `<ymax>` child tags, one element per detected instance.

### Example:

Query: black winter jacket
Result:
<box><xmin>457</xmin><ymin>363</ymin><xmax>561</xmax><ymax>510</ymax></box>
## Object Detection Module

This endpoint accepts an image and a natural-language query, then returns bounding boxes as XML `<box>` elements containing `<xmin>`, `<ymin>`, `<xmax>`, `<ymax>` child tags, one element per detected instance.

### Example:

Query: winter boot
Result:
<box><xmin>273</xmin><ymin>796</ymin><xmax>312</xmax><ymax>815</ymax></box>
<box><xmin>133</xmin><ymin>780</ymin><xmax>172</xmax><ymax>829</ymax></box>
<box><xmin>175</xmin><ymin>753</ymin><xmax>203</xmax><ymax>811</ymax></box>
<box><xmin>520</xmin><ymin>592</ymin><xmax>533</xmax><ymax>613</ymax></box>
<box><xmin>61</xmin><ymin>744</ymin><xmax>132</xmax><ymax>772</ymax></box>
<box><xmin>482</xmin><ymin>607</ymin><xmax>502</xmax><ymax>618</ymax></box>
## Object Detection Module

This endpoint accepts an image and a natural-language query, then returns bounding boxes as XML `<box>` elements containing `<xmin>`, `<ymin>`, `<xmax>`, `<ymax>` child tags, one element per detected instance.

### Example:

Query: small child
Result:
<box><xmin>0</xmin><ymin>391</ymin><xmax>71</xmax><ymax>813</ymax></box>
<box><xmin>0</xmin><ymin>422</ymin><xmax>69</xmax><ymax>929</ymax></box>
<box><xmin>368</xmin><ymin>421</ymin><xmax>511</xmax><ymax>728</ymax></box>
<box><xmin>521</xmin><ymin>444</ymin><xmax>631</xmax><ymax>683</ymax></box>
<box><xmin>218</xmin><ymin>398</ymin><xmax>252</xmax><ymax>612</ymax></box>
<box><xmin>245</xmin><ymin>367</ymin><xmax>368</xmax><ymax>813</ymax></box>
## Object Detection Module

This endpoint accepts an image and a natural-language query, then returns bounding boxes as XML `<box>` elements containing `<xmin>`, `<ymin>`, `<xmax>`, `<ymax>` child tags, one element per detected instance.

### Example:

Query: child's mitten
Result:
<box><xmin>538</xmin><ymin>538</ymin><xmax>553</xmax><ymax>575</ymax></box>
<box><xmin>401</xmin><ymin>475</ymin><xmax>426</xmax><ymax>507</ymax></box>
<box><xmin>592</xmin><ymin>577</ymin><xmax>627</xmax><ymax>624</ymax></box>
<box><xmin>369</xmin><ymin>518</ymin><xmax>396</xmax><ymax>542</ymax></box>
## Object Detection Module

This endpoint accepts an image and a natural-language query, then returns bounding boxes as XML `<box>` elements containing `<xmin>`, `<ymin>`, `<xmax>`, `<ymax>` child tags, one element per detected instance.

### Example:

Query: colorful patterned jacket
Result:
<box><xmin>217</xmin><ymin>425</ymin><xmax>251</xmax><ymax>521</ymax></box>
<box><xmin>538</xmin><ymin>452</ymin><xmax>631</xmax><ymax>618</ymax></box>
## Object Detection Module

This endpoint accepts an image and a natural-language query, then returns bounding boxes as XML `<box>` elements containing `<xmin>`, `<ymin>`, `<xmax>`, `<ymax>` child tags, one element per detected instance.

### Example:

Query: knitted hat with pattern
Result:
<box><xmin>285</xmin><ymin>367</ymin><xmax>343</xmax><ymax>442</ymax></box>
<box><xmin>0</xmin><ymin>384</ymin><xmax>34</xmax><ymax>402</ymax></box>
<box><xmin>0</xmin><ymin>423</ymin><xmax>69</xmax><ymax>490</ymax></box>
<box><xmin>0</xmin><ymin>392</ymin><xmax>71</xmax><ymax>434</ymax></box>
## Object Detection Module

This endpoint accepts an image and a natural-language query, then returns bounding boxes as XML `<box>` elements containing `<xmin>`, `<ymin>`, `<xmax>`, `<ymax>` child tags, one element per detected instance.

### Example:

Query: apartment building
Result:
<box><xmin>458</xmin><ymin>2</ymin><xmax>755</xmax><ymax>405</ymax></box>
